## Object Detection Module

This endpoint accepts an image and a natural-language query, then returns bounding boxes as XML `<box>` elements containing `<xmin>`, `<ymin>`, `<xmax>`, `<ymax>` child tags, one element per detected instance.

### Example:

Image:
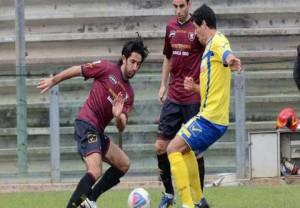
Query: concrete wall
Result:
<box><xmin>0</xmin><ymin>0</ymin><xmax>299</xmax><ymax>179</ymax></box>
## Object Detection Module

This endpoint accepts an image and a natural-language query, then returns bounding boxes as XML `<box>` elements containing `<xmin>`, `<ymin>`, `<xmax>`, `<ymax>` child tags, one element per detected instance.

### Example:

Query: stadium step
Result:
<box><xmin>0</xmin><ymin>70</ymin><xmax>297</xmax><ymax>101</ymax></box>
<box><xmin>1</xmin><ymin>27</ymin><xmax>299</xmax><ymax>42</ymax></box>
<box><xmin>1</xmin><ymin>0</ymin><xmax>299</xmax><ymax>10</ymax></box>
<box><xmin>0</xmin><ymin>3</ymin><xmax>299</xmax><ymax>76</ymax></box>
<box><xmin>0</xmin><ymin>92</ymin><xmax>297</xmax><ymax>128</ymax></box>
<box><xmin>0</xmin><ymin>121</ymin><xmax>275</xmax><ymax>175</ymax></box>
<box><xmin>1</xmin><ymin>0</ymin><xmax>299</xmax><ymax>178</ymax></box>
<box><xmin>0</xmin><ymin>30</ymin><xmax>298</xmax><ymax>61</ymax></box>
<box><xmin>0</xmin><ymin>121</ymin><xmax>275</xmax><ymax>146</ymax></box>
<box><xmin>1</xmin><ymin>5</ymin><xmax>299</xmax><ymax>34</ymax></box>
<box><xmin>0</xmin><ymin>50</ymin><xmax>297</xmax><ymax>79</ymax></box>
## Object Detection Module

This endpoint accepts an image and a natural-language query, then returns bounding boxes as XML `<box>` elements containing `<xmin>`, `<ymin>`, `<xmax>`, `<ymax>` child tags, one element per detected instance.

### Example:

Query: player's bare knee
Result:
<box><xmin>154</xmin><ymin>142</ymin><xmax>165</xmax><ymax>154</ymax></box>
<box><xmin>123</xmin><ymin>159</ymin><xmax>130</xmax><ymax>173</ymax></box>
<box><xmin>166</xmin><ymin>141</ymin><xmax>177</xmax><ymax>154</ymax></box>
<box><xmin>119</xmin><ymin>155</ymin><xmax>130</xmax><ymax>173</ymax></box>
<box><xmin>155</xmin><ymin>139</ymin><xmax>168</xmax><ymax>154</ymax></box>
<box><xmin>84</xmin><ymin>153</ymin><xmax>102</xmax><ymax>178</ymax></box>
<box><xmin>166</xmin><ymin>145</ymin><xmax>173</xmax><ymax>155</ymax></box>
<box><xmin>87</xmin><ymin>166</ymin><xmax>102</xmax><ymax>179</ymax></box>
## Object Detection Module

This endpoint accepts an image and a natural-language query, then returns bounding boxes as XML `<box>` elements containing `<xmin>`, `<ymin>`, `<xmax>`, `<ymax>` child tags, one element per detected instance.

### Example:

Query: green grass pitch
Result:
<box><xmin>1</xmin><ymin>185</ymin><xmax>300</xmax><ymax>207</ymax></box>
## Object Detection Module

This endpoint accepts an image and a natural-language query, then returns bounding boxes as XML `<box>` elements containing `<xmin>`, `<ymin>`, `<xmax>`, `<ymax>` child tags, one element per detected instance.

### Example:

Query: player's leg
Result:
<box><xmin>167</xmin><ymin>135</ymin><xmax>194</xmax><ymax>208</ymax></box>
<box><xmin>182</xmin><ymin>151</ymin><xmax>202</xmax><ymax>204</ymax></box>
<box><xmin>182</xmin><ymin>103</ymin><xmax>206</xmax><ymax>191</ymax></box>
<box><xmin>88</xmin><ymin>140</ymin><xmax>130</xmax><ymax>202</ymax></box>
<box><xmin>67</xmin><ymin>120</ymin><xmax>103</xmax><ymax>208</ymax></box>
<box><xmin>156</xmin><ymin>139</ymin><xmax>171</xmax><ymax>194</ymax></box>
<box><xmin>177</xmin><ymin>116</ymin><xmax>227</xmax><ymax>208</ymax></box>
<box><xmin>67</xmin><ymin>153</ymin><xmax>100</xmax><ymax>208</ymax></box>
<box><xmin>182</xmin><ymin>152</ymin><xmax>209</xmax><ymax>207</ymax></box>
<box><xmin>167</xmin><ymin>115</ymin><xmax>208</xmax><ymax>207</ymax></box>
<box><xmin>156</xmin><ymin>139</ymin><xmax>175</xmax><ymax>208</ymax></box>
<box><xmin>155</xmin><ymin>100</ymin><xmax>183</xmax><ymax>207</ymax></box>
<box><xmin>76</xmin><ymin>153</ymin><xmax>102</xmax><ymax>208</ymax></box>
<box><xmin>197</xmin><ymin>156</ymin><xmax>205</xmax><ymax>190</ymax></box>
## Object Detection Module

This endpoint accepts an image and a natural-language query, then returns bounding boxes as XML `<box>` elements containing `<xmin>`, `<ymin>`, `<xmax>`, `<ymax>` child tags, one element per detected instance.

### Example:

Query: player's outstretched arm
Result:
<box><xmin>37</xmin><ymin>65</ymin><xmax>82</xmax><ymax>93</ymax></box>
<box><xmin>113</xmin><ymin>92</ymin><xmax>127</xmax><ymax>132</ymax></box>
<box><xmin>226</xmin><ymin>54</ymin><xmax>241</xmax><ymax>72</ymax></box>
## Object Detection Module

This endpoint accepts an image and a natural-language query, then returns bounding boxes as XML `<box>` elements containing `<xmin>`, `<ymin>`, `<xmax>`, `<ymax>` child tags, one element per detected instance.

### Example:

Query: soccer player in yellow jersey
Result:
<box><xmin>167</xmin><ymin>4</ymin><xmax>241</xmax><ymax>208</ymax></box>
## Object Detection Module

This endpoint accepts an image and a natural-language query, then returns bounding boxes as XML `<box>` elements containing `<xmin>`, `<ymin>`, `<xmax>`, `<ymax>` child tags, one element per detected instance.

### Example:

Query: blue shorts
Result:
<box><xmin>75</xmin><ymin>119</ymin><xmax>110</xmax><ymax>158</ymax></box>
<box><xmin>177</xmin><ymin>116</ymin><xmax>227</xmax><ymax>153</ymax></box>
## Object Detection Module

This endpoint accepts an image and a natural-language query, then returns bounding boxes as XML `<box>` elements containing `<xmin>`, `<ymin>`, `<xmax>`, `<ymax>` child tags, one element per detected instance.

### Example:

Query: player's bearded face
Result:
<box><xmin>123</xmin><ymin>52</ymin><xmax>142</xmax><ymax>79</ymax></box>
<box><xmin>172</xmin><ymin>0</ymin><xmax>190</xmax><ymax>23</ymax></box>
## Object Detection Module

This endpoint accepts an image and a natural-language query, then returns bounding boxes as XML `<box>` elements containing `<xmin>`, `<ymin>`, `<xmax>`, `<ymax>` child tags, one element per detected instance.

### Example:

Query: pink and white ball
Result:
<box><xmin>128</xmin><ymin>188</ymin><xmax>151</xmax><ymax>208</ymax></box>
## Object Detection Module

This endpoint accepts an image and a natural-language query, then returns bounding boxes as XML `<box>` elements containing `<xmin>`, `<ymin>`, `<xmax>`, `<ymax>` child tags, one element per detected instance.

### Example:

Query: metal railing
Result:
<box><xmin>234</xmin><ymin>71</ymin><xmax>247</xmax><ymax>179</ymax></box>
<box><xmin>43</xmin><ymin>72</ymin><xmax>247</xmax><ymax>181</ymax></box>
<box><xmin>12</xmin><ymin>0</ymin><xmax>248</xmax><ymax>181</ymax></box>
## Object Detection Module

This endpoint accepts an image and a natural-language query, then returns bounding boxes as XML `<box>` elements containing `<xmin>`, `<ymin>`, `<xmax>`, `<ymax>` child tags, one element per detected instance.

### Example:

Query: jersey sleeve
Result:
<box><xmin>163</xmin><ymin>26</ymin><xmax>172</xmax><ymax>59</ymax></box>
<box><xmin>214</xmin><ymin>39</ymin><xmax>233</xmax><ymax>66</ymax></box>
<box><xmin>81</xmin><ymin>60</ymin><xmax>108</xmax><ymax>80</ymax></box>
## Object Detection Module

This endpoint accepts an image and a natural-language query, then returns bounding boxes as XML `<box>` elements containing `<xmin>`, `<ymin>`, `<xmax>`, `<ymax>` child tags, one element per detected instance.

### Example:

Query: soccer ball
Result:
<box><xmin>128</xmin><ymin>187</ymin><xmax>151</xmax><ymax>208</ymax></box>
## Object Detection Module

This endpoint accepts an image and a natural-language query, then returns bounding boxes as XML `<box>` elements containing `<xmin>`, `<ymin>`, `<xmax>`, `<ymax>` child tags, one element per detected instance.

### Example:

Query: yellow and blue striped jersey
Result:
<box><xmin>198</xmin><ymin>31</ymin><xmax>232</xmax><ymax>126</ymax></box>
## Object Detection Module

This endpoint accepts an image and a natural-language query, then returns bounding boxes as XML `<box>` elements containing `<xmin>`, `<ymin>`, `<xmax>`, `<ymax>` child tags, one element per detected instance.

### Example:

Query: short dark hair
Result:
<box><xmin>193</xmin><ymin>4</ymin><xmax>216</xmax><ymax>29</ymax></box>
<box><xmin>118</xmin><ymin>33</ymin><xmax>149</xmax><ymax>65</ymax></box>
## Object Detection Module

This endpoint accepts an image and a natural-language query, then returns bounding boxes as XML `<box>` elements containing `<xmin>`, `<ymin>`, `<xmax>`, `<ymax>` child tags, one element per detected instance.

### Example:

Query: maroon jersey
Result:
<box><xmin>163</xmin><ymin>17</ymin><xmax>204</xmax><ymax>104</ymax></box>
<box><xmin>77</xmin><ymin>60</ymin><xmax>134</xmax><ymax>131</ymax></box>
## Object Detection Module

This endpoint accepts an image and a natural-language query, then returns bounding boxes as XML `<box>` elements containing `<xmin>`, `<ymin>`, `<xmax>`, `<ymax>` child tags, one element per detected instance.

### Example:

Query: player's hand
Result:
<box><xmin>112</xmin><ymin>92</ymin><xmax>125</xmax><ymax>119</ymax></box>
<box><xmin>184</xmin><ymin>77</ymin><xmax>195</xmax><ymax>92</ymax></box>
<box><xmin>37</xmin><ymin>77</ymin><xmax>55</xmax><ymax>94</ymax></box>
<box><xmin>158</xmin><ymin>85</ymin><xmax>166</xmax><ymax>104</ymax></box>
<box><xmin>227</xmin><ymin>55</ymin><xmax>241</xmax><ymax>72</ymax></box>
<box><xmin>184</xmin><ymin>77</ymin><xmax>200</xmax><ymax>94</ymax></box>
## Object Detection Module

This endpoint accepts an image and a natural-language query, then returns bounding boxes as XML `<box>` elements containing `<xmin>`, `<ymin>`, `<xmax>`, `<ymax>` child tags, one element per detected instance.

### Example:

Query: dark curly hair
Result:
<box><xmin>118</xmin><ymin>33</ymin><xmax>149</xmax><ymax>66</ymax></box>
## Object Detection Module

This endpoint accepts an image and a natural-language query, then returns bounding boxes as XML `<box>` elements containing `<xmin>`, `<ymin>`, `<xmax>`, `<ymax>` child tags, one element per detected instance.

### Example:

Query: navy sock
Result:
<box><xmin>66</xmin><ymin>172</ymin><xmax>96</xmax><ymax>208</ymax></box>
<box><xmin>157</xmin><ymin>153</ymin><xmax>174</xmax><ymax>195</ymax></box>
<box><xmin>89</xmin><ymin>167</ymin><xmax>125</xmax><ymax>201</ymax></box>
<box><xmin>197</xmin><ymin>157</ymin><xmax>205</xmax><ymax>191</ymax></box>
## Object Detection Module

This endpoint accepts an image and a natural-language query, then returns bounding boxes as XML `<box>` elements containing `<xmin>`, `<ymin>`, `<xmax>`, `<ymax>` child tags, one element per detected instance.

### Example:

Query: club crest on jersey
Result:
<box><xmin>87</xmin><ymin>133</ymin><xmax>97</xmax><ymax>143</ymax></box>
<box><xmin>124</xmin><ymin>93</ymin><xmax>129</xmax><ymax>102</ymax></box>
<box><xmin>92</xmin><ymin>60</ymin><xmax>101</xmax><ymax>65</ymax></box>
<box><xmin>169</xmin><ymin>30</ymin><xmax>176</xmax><ymax>38</ymax></box>
<box><xmin>83</xmin><ymin>60</ymin><xmax>101</xmax><ymax>70</ymax></box>
<box><xmin>108</xmin><ymin>75</ymin><xmax>117</xmax><ymax>85</ymax></box>
<box><xmin>188</xmin><ymin>32</ymin><xmax>196</xmax><ymax>41</ymax></box>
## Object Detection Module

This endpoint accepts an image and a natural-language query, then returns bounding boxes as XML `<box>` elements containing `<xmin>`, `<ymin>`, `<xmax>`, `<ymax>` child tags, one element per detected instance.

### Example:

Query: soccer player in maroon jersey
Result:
<box><xmin>38</xmin><ymin>37</ymin><xmax>148</xmax><ymax>208</ymax></box>
<box><xmin>155</xmin><ymin>0</ymin><xmax>207</xmax><ymax>207</ymax></box>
